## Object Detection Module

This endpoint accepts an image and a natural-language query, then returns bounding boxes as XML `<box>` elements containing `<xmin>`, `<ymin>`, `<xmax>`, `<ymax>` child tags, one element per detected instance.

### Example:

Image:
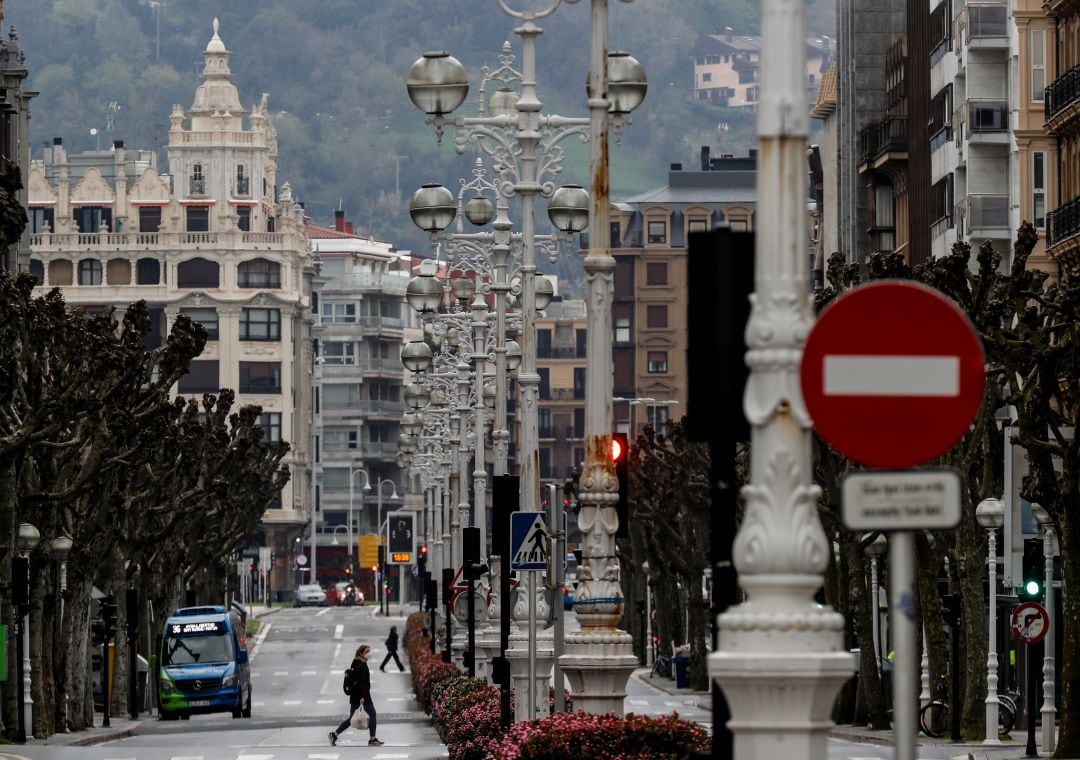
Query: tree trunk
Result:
<box><xmin>683</xmin><ymin>570</ymin><xmax>709</xmax><ymax>691</ymax></box>
<box><xmin>916</xmin><ymin>536</ymin><xmax>948</xmax><ymax>704</ymax></box>
<box><xmin>65</xmin><ymin>572</ymin><xmax>95</xmax><ymax>730</ymax></box>
<box><xmin>956</xmin><ymin>521</ymin><xmax>988</xmax><ymax>740</ymax></box>
<box><xmin>1055</xmin><ymin>508</ymin><xmax>1080</xmax><ymax>758</ymax></box>
<box><xmin>846</xmin><ymin>537</ymin><xmax>889</xmax><ymax>729</ymax></box>
<box><xmin>1</xmin><ymin>457</ymin><xmax>16</xmax><ymax>738</ymax></box>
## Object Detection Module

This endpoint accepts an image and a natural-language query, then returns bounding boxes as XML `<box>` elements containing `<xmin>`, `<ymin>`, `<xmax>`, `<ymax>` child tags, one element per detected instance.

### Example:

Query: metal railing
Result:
<box><xmin>965</xmin><ymin>100</ymin><xmax>1008</xmax><ymax>136</ymax></box>
<box><xmin>189</xmin><ymin>178</ymin><xmax>206</xmax><ymax>195</ymax></box>
<box><xmin>860</xmin><ymin>117</ymin><xmax>908</xmax><ymax>164</ymax></box>
<box><xmin>1045</xmin><ymin>64</ymin><xmax>1080</xmax><ymax>122</ymax></box>
<box><xmin>236</xmin><ymin>177</ymin><xmax>250</xmax><ymax>196</ymax></box>
<box><xmin>1047</xmin><ymin>196</ymin><xmax>1080</xmax><ymax>247</ymax></box>
<box><xmin>966</xmin><ymin>3</ymin><xmax>1007</xmax><ymax>38</ymax></box>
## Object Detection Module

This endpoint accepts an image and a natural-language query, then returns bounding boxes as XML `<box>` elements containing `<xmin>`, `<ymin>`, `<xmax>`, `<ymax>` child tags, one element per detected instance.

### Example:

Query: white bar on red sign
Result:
<box><xmin>824</xmin><ymin>355</ymin><xmax>960</xmax><ymax>397</ymax></box>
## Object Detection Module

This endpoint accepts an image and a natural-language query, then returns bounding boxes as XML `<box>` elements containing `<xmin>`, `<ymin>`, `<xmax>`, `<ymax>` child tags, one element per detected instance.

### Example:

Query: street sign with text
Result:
<box><xmin>801</xmin><ymin>281</ymin><xmax>985</xmax><ymax>469</ymax></box>
<box><xmin>841</xmin><ymin>470</ymin><xmax>962</xmax><ymax>530</ymax></box>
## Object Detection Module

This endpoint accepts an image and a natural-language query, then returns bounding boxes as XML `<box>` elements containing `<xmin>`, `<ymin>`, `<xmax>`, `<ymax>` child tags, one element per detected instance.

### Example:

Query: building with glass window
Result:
<box><xmin>306</xmin><ymin>210</ymin><xmax>416</xmax><ymax>590</ymax></box>
<box><xmin>25</xmin><ymin>19</ymin><xmax>315</xmax><ymax>600</ymax></box>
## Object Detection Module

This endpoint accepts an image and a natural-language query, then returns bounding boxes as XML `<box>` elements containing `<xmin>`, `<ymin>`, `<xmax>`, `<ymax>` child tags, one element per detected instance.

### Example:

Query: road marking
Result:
<box><xmin>170</xmin><ymin>756</ymin><xmax>204</xmax><ymax>760</ymax></box>
<box><xmin>273</xmin><ymin>671</ymin><xmax>289</xmax><ymax>676</ymax></box>
<box><xmin>317</xmin><ymin>699</ymin><xmax>336</xmax><ymax>704</ymax></box>
<box><xmin>333</xmin><ymin>624</ymin><xmax>344</xmax><ymax>640</ymax></box>
<box><xmin>302</xmin><ymin>670</ymin><xmax>318</xmax><ymax>675</ymax></box>
<box><xmin>627</xmin><ymin>698</ymin><xmax>648</xmax><ymax>706</ymax></box>
<box><xmin>283</xmin><ymin>700</ymin><xmax>303</xmax><ymax>705</ymax></box>
<box><xmin>308</xmin><ymin>755</ymin><xmax>339</xmax><ymax>759</ymax></box>
<box><xmin>824</xmin><ymin>355</ymin><xmax>959</xmax><ymax>396</ymax></box>
<box><xmin>372</xmin><ymin>755</ymin><xmax>410</xmax><ymax>759</ymax></box>
<box><xmin>237</xmin><ymin>756</ymin><xmax>274</xmax><ymax>760</ymax></box>
<box><xmin>317</xmin><ymin>607</ymin><xmax>331</xmax><ymax>616</ymax></box>
<box><xmin>252</xmin><ymin>702</ymin><xmax>265</xmax><ymax>707</ymax></box>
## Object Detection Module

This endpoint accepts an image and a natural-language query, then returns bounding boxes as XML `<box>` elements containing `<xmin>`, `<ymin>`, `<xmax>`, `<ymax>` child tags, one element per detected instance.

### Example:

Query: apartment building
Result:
<box><xmin>307</xmin><ymin>210</ymin><xmax>413</xmax><ymax>588</ymax></box>
<box><xmin>691</xmin><ymin>28</ymin><xmax>835</xmax><ymax>109</ymax></box>
<box><xmin>536</xmin><ymin>297</ymin><xmax>587</xmax><ymax>483</ymax></box>
<box><xmin>1044</xmin><ymin>0</ymin><xmax>1080</xmax><ymax>267</ymax></box>
<box><xmin>26</xmin><ymin>20</ymin><xmax>314</xmax><ymax>600</ymax></box>
<box><xmin>0</xmin><ymin>17</ymin><xmax>33</xmax><ymax>273</ymax></box>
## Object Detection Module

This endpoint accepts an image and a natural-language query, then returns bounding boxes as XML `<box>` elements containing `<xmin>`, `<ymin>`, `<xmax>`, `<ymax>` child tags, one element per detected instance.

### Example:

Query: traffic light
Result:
<box><xmin>344</xmin><ymin>567</ymin><xmax>351</xmax><ymax>576</ymax></box>
<box><xmin>11</xmin><ymin>556</ymin><xmax>29</xmax><ymax>609</ymax></box>
<box><xmin>417</xmin><ymin>545</ymin><xmax>428</xmax><ymax>577</ymax></box>
<box><xmin>612</xmin><ymin>433</ymin><xmax>629</xmax><ymax>538</ymax></box>
<box><xmin>126</xmin><ymin>587</ymin><xmax>139</xmax><ymax>638</ymax></box>
<box><xmin>100</xmin><ymin>595</ymin><xmax>118</xmax><ymax>640</ymax></box>
<box><xmin>371</xmin><ymin>564</ymin><xmax>378</xmax><ymax>574</ymax></box>
<box><xmin>1022</xmin><ymin>537</ymin><xmax>1043</xmax><ymax>600</ymax></box>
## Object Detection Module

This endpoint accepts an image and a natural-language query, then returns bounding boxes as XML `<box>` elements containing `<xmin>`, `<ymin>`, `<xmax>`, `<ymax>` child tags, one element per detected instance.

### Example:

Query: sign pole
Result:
<box><xmin>528</xmin><ymin>569</ymin><xmax>536</xmax><ymax>720</ymax></box>
<box><xmin>890</xmin><ymin>531</ymin><xmax>917</xmax><ymax>760</ymax></box>
<box><xmin>1027</xmin><ymin>641</ymin><xmax>1040</xmax><ymax>757</ymax></box>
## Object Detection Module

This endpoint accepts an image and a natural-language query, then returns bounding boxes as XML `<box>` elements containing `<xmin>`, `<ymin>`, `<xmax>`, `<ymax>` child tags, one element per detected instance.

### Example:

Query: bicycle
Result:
<box><xmin>650</xmin><ymin>640</ymin><xmax>673</xmax><ymax>679</ymax></box>
<box><xmin>919</xmin><ymin>677</ymin><xmax>1015</xmax><ymax>738</ymax></box>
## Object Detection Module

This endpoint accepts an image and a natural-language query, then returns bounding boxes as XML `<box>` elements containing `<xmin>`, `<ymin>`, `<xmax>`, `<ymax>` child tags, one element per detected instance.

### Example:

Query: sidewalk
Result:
<box><xmin>633</xmin><ymin>669</ymin><xmax>1040</xmax><ymax>760</ymax></box>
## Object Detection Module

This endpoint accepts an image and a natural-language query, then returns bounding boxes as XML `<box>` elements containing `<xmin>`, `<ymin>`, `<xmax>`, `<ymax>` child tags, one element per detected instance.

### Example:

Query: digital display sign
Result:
<box><xmin>391</xmin><ymin>552</ymin><xmax>412</xmax><ymax>563</ymax></box>
<box><xmin>168</xmin><ymin>620</ymin><xmax>226</xmax><ymax>635</ymax></box>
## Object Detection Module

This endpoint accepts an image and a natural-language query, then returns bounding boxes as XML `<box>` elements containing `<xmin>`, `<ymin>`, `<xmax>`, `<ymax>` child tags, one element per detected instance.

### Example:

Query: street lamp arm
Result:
<box><xmin>496</xmin><ymin>0</ymin><xmax>563</xmax><ymax>20</ymax></box>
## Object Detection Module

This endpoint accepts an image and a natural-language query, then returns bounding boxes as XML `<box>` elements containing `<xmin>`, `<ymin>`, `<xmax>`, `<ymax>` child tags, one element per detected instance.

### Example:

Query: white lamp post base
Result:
<box><xmin>507</xmin><ymin>631</ymin><xmax>556</xmax><ymax>721</ymax></box>
<box><xmin>560</xmin><ymin>631</ymin><xmax>637</xmax><ymax>716</ymax></box>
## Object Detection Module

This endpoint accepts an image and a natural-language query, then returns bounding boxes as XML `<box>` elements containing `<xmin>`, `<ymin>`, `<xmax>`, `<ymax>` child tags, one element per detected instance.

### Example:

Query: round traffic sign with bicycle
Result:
<box><xmin>1011</xmin><ymin>601</ymin><xmax>1049</xmax><ymax>644</ymax></box>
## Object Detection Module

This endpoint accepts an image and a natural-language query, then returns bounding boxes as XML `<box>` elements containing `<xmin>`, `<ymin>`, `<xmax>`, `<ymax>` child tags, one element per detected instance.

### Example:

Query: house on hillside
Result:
<box><xmin>692</xmin><ymin>28</ymin><xmax>835</xmax><ymax>108</ymax></box>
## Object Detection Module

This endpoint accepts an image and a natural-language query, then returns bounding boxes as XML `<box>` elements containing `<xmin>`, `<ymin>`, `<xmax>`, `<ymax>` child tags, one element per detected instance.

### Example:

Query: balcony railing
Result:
<box><xmin>965</xmin><ymin>99</ymin><xmax>1008</xmax><ymax>136</ymax></box>
<box><xmin>966</xmin><ymin>3</ymin><xmax>1007</xmax><ymax>37</ymax></box>
<box><xmin>966</xmin><ymin>194</ymin><xmax>1009</xmax><ymax>229</ymax></box>
<box><xmin>1047</xmin><ymin>196</ymin><xmax>1080</xmax><ymax>247</ymax></box>
<box><xmin>859</xmin><ymin>122</ymin><xmax>881</xmax><ymax>164</ymax></box>
<box><xmin>189</xmin><ymin>178</ymin><xmax>206</xmax><ymax>196</ymax></box>
<box><xmin>32</xmin><ymin>230</ymin><xmax>291</xmax><ymax>252</ymax></box>
<box><xmin>860</xmin><ymin>117</ymin><xmax>908</xmax><ymax>166</ymax></box>
<box><xmin>236</xmin><ymin>177</ymin><xmax>250</xmax><ymax>196</ymax></box>
<box><xmin>1046</xmin><ymin>64</ymin><xmax>1080</xmax><ymax>122</ymax></box>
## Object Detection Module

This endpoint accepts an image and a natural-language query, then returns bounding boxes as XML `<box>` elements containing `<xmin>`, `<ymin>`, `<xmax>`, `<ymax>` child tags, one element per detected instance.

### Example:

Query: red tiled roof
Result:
<box><xmin>306</xmin><ymin>224</ymin><xmax>357</xmax><ymax>239</ymax></box>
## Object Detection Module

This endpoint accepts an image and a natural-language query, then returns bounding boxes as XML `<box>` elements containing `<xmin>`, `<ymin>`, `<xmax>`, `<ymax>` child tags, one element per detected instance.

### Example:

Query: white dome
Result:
<box><xmin>206</xmin><ymin>18</ymin><xmax>226</xmax><ymax>53</ymax></box>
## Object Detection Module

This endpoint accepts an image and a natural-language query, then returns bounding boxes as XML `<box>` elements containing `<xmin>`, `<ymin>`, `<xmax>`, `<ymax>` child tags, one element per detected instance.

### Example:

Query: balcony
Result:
<box><xmin>1047</xmin><ymin>196</ymin><xmax>1080</xmax><ymax>249</ymax></box>
<box><xmin>963</xmin><ymin>100</ymin><xmax>1009</xmax><ymax>144</ymax></box>
<box><xmin>189</xmin><ymin>178</ymin><xmax>206</xmax><ymax>196</ymax></box>
<box><xmin>965</xmin><ymin>194</ymin><xmax>1009</xmax><ymax>236</ymax></box>
<box><xmin>1045</xmin><ymin>64</ymin><xmax>1080</xmax><ymax>130</ymax></box>
<box><xmin>235</xmin><ymin>177</ymin><xmax>250</xmax><ymax>196</ymax></box>
<box><xmin>961</xmin><ymin>2</ymin><xmax>1007</xmax><ymax>48</ymax></box>
<box><xmin>858</xmin><ymin>117</ymin><xmax>908</xmax><ymax>172</ymax></box>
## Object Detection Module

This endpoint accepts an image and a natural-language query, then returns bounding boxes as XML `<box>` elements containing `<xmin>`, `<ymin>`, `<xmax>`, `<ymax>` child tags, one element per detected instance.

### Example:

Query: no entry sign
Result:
<box><xmin>801</xmin><ymin>281</ymin><xmax>985</xmax><ymax>469</ymax></box>
<box><xmin>1011</xmin><ymin>602</ymin><xmax>1049</xmax><ymax>644</ymax></box>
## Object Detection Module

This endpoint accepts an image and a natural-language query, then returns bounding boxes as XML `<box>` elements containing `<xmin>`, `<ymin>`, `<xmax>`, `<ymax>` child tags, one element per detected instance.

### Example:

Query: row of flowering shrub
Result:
<box><xmin>404</xmin><ymin>612</ymin><xmax>709</xmax><ymax>760</ymax></box>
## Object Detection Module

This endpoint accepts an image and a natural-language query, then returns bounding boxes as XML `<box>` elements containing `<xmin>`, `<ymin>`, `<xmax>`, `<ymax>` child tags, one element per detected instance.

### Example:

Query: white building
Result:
<box><xmin>26</xmin><ymin>19</ymin><xmax>314</xmax><ymax>600</ymax></box>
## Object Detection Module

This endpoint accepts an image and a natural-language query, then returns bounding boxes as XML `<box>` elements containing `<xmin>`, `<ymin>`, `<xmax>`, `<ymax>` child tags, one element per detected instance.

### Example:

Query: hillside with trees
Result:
<box><xmin>11</xmin><ymin>0</ymin><xmax>834</xmax><ymax>256</ymax></box>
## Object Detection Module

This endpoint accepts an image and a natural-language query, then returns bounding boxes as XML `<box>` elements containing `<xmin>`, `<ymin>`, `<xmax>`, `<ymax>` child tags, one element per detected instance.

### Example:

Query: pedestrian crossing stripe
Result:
<box><xmin>510</xmin><ymin>512</ymin><xmax>549</xmax><ymax>570</ymax></box>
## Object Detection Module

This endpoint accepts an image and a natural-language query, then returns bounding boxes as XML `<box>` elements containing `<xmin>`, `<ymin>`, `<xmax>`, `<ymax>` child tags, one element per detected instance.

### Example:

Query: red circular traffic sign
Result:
<box><xmin>801</xmin><ymin>281</ymin><xmax>985</xmax><ymax>469</ymax></box>
<box><xmin>1011</xmin><ymin>602</ymin><xmax>1049</xmax><ymax>644</ymax></box>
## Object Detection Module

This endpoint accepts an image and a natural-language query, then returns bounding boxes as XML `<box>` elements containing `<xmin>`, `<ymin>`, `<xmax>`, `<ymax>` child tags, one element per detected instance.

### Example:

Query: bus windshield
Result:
<box><xmin>163</xmin><ymin>633</ymin><xmax>234</xmax><ymax>666</ymax></box>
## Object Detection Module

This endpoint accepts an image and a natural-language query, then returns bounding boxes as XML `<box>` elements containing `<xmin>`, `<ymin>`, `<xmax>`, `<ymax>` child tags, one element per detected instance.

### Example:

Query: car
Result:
<box><xmin>293</xmin><ymin>584</ymin><xmax>327</xmax><ymax>607</ymax></box>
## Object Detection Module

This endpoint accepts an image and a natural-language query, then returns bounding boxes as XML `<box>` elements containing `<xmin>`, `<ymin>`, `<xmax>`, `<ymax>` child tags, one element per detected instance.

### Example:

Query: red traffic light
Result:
<box><xmin>371</xmin><ymin>564</ymin><xmax>378</xmax><ymax>573</ymax></box>
<box><xmin>420</xmin><ymin>544</ymin><xmax>428</xmax><ymax>556</ymax></box>
<box><xmin>611</xmin><ymin>434</ymin><xmax>628</xmax><ymax>462</ymax></box>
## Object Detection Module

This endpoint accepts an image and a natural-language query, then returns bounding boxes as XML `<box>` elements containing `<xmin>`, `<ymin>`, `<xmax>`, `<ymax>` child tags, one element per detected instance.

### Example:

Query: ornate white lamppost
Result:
<box><xmin>16</xmin><ymin>522</ymin><xmax>40</xmax><ymax>742</ymax></box>
<box><xmin>976</xmin><ymin>497</ymin><xmax>1004</xmax><ymax>744</ymax></box>
<box><xmin>707</xmin><ymin>0</ymin><xmax>855</xmax><ymax>748</ymax></box>
<box><xmin>863</xmin><ymin>533</ymin><xmax>887</xmax><ymax>678</ymax></box>
<box><xmin>1030</xmin><ymin>502</ymin><xmax>1056</xmax><ymax>753</ymax></box>
<box><xmin>50</xmin><ymin>534</ymin><xmax>73</xmax><ymax>732</ymax></box>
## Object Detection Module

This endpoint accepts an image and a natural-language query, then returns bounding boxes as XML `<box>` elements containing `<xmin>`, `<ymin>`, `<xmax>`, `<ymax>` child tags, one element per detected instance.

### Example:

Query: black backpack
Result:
<box><xmin>342</xmin><ymin>667</ymin><xmax>356</xmax><ymax>695</ymax></box>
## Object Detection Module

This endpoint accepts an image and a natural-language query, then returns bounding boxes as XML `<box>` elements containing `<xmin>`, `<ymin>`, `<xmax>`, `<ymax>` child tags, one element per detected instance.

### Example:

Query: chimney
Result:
<box><xmin>724</xmin><ymin>26</ymin><xmax>734</xmax><ymax>41</ymax></box>
<box><xmin>113</xmin><ymin>140</ymin><xmax>124</xmax><ymax>150</ymax></box>
<box><xmin>670</xmin><ymin>163</ymin><xmax>682</xmax><ymax>171</ymax></box>
<box><xmin>700</xmin><ymin>146</ymin><xmax>711</xmax><ymax>171</ymax></box>
<box><xmin>334</xmin><ymin>209</ymin><xmax>347</xmax><ymax>233</ymax></box>
<box><xmin>345</xmin><ymin>222</ymin><xmax>354</xmax><ymax>234</ymax></box>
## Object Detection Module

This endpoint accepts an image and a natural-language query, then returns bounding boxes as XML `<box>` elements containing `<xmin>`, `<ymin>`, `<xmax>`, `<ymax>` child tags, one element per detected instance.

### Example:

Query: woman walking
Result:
<box><xmin>380</xmin><ymin>625</ymin><xmax>405</xmax><ymax>672</ymax></box>
<box><xmin>329</xmin><ymin>645</ymin><xmax>383</xmax><ymax>747</ymax></box>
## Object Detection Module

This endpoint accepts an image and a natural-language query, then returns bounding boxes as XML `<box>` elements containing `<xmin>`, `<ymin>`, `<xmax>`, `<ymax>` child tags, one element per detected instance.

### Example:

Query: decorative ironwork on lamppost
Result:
<box><xmin>408</xmin><ymin>0</ymin><xmax>645</xmax><ymax>716</ymax></box>
<box><xmin>50</xmin><ymin>534</ymin><xmax>73</xmax><ymax>733</ymax></box>
<box><xmin>1030</xmin><ymin>502</ymin><xmax>1056</xmax><ymax>753</ymax></box>
<box><xmin>707</xmin><ymin>0</ymin><xmax>855</xmax><ymax>749</ymax></box>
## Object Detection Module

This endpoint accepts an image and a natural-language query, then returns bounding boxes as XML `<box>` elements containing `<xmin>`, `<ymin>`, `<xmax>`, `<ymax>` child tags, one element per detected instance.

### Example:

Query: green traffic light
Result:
<box><xmin>1025</xmin><ymin>579</ymin><xmax>1041</xmax><ymax>596</ymax></box>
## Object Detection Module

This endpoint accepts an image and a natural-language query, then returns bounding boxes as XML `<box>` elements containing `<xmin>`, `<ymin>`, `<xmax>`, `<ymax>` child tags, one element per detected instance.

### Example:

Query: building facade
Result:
<box><xmin>27</xmin><ymin>20</ymin><xmax>314</xmax><ymax>600</ymax></box>
<box><xmin>0</xmin><ymin>12</ymin><xmax>33</xmax><ymax>273</ymax></box>
<box><xmin>1045</xmin><ymin>0</ymin><xmax>1080</xmax><ymax>267</ymax></box>
<box><xmin>307</xmin><ymin>210</ymin><xmax>413</xmax><ymax>592</ymax></box>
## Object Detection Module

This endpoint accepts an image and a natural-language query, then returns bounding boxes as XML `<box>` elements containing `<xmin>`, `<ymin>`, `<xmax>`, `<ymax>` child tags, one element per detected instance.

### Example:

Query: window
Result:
<box><xmin>573</xmin><ymin>367</ymin><xmax>586</xmax><ymax>399</ymax></box>
<box><xmin>257</xmin><ymin>412</ymin><xmax>282</xmax><ymax>442</ymax></box>
<box><xmin>238</xmin><ymin>259</ymin><xmax>281</xmax><ymax>288</ymax></box>
<box><xmin>74</xmin><ymin>206</ymin><xmax>111</xmax><ymax>233</ymax></box>
<box><xmin>702</xmin><ymin>72</ymin><xmax>712</xmax><ymax>83</ymax></box>
<box><xmin>240</xmin><ymin>308</ymin><xmax>281</xmax><ymax>341</ymax></box>
<box><xmin>1033</xmin><ymin>151</ymin><xmax>1046</xmax><ymax>228</ymax></box>
<box><xmin>728</xmin><ymin>218</ymin><xmax>748</xmax><ymax>232</ymax></box>
<box><xmin>537</xmin><ymin>329</ymin><xmax>552</xmax><ymax>358</ymax></box>
<box><xmin>688</xmin><ymin>218</ymin><xmax>709</xmax><ymax>235</ymax></box>
<box><xmin>190</xmin><ymin>163</ymin><xmax>205</xmax><ymax>195</ymax></box>
<box><xmin>29</xmin><ymin>259</ymin><xmax>43</xmax><ymax>284</ymax></box>
<box><xmin>30</xmin><ymin>207</ymin><xmax>54</xmax><ymax>233</ymax></box>
<box><xmin>614</xmin><ymin>315</ymin><xmax>631</xmax><ymax>343</ymax></box>
<box><xmin>77</xmin><ymin>259</ymin><xmax>102</xmax><ymax>285</ymax></box>
<box><xmin>236</xmin><ymin>164</ymin><xmax>250</xmax><ymax>196</ymax></box>
<box><xmin>646</xmin><ymin>262</ymin><xmax>668</xmax><ymax>286</ymax></box>
<box><xmin>323</xmin><ymin>468</ymin><xmax>349</xmax><ymax>492</ymax></box>
<box><xmin>186</xmin><ymin>205</ymin><xmax>210</xmax><ymax>232</ymax></box>
<box><xmin>181</xmin><ymin>308</ymin><xmax>219</xmax><ymax>340</ymax></box>
<box><xmin>538</xmin><ymin>368</ymin><xmax>550</xmax><ymax>400</ymax></box>
<box><xmin>137</xmin><ymin>258</ymin><xmax>161</xmax><ymax>285</ymax></box>
<box><xmin>323</xmin><ymin>341</ymin><xmax>356</xmax><ymax>365</ymax></box>
<box><xmin>323</xmin><ymin>429</ymin><xmax>359</xmax><ymax>450</ymax></box>
<box><xmin>610</xmin><ymin>221</ymin><xmax>621</xmax><ymax>247</ymax></box>
<box><xmin>178</xmin><ymin>360</ymin><xmax>219</xmax><ymax>394</ymax></box>
<box><xmin>647</xmin><ymin>351</ymin><xmax>669</xmax><ymax>373</ymax></box>
<box><xmin>648</xmin><ymin>404</ymin><xmax>672</xmax><ymax>433</ymax></box>
<box><xmin>323</xmin><ymin>383</ymin><xmax>362</xmax><ymax>409</ymax></box>
<box><xmin>539</xmin><ymin>408</ymin><xmax>553</xmax><ymax>438</ymax></box>
<box><xmin>647</xmin><ymin>220</ymin><xmax>667</xmax><ymax>244</ymax></box>
<box><xmin>177</xmin><ymin>258</ymin><xmax>219</xmax><ymax>288</ymax></box>
<box><xmin>239</xmin><ymin>362</ymin><xmax>282</xmax><ymax>394</ymax></box>
<box><xmin>646</xmin><ymin>305</ymin><xmax>668</xmax><ymax>328</ymax></box>
<box><xmin>576</xmin><ymin>328</ymin><xmax>587</xmax><ymax>357</ymax></box>
<box><xmin>1031</xmin><ymin>29</ymin><xmax>1046</xmax><ymax>102</ymax></box>
<box><xmin>139</xmin><ymin>206</ymin><xmax>162</xmax><ymax>233</ymax></box>
<box><xmin>322</xmin><ymin>301</ymin><xmax>357</xmax><ymax>323</ymax></box>
<box><xmin>236</xmin><ymin>206</ymin><xmax>251</xmax><ymax>232</ymax></box>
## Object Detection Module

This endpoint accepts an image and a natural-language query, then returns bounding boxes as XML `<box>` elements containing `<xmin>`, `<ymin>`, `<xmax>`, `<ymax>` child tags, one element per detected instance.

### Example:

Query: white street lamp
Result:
<box><xmin>50</xmin><ymin>534</ymin><xmax>73</xmax><ymax>732</ymax></box>
<box><xmin>863</xmin><ymin>533</ymin><xmax>888</xmax><ymax>678</ymax></box>
<box><xmin>347</xmin><ymin>467</ymin><xmax>373</xmax><ymax>579</ymax></box>
<box><xmin>976</xmin><ymin>496</ymin><xmax>1005</xmax><ymax>745</ymax></box>
<box><xmin>1030</xmin><ymin>502</ymin><xmax>1056</xmax><ymax>753</ymax></box>
<box><xmin>16</xmin><ymin>522</ymin><xmax>40</xmax><ymax>742</ymax></box>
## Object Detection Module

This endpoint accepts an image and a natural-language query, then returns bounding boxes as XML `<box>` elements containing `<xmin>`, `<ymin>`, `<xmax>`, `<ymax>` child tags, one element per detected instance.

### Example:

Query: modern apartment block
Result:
<box><xmin>26</xmin><ymin>20</ymin><xmax>314</xmax><ymax>600</ymax></box>
<box><xmin>536</xmin><ymin>297</ymin><xmax>587</xmax><ymax>483</ymax></box>
<box><xmin>307</xmin><ymin>210</ymin><xmax>413</xmax><ymax>588</ymax></box>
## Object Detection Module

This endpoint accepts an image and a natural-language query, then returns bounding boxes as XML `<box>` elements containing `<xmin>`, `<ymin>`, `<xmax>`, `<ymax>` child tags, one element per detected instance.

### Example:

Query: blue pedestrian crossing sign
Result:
<box><xmin>510</xmin><ymin>512</ymin><xmax>549</xmax><ymax>570</ymax></box>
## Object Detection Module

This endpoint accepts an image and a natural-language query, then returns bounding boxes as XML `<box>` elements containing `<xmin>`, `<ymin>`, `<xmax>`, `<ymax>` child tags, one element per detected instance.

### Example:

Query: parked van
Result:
<box><xmin>158</xmin><ymin>605</ymin><xmax>252</xmax><ymax>720</ymax></box>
